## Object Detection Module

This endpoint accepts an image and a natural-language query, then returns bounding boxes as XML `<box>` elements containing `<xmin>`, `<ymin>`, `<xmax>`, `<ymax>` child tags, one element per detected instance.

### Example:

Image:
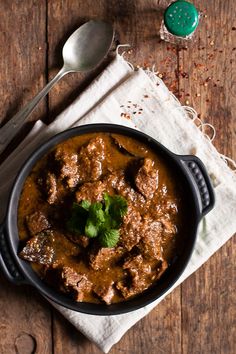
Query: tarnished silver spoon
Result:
<box><xmin>0</xmin><ymin>20</ymin><xmax>114</xmax><ymax>155</ymax></box>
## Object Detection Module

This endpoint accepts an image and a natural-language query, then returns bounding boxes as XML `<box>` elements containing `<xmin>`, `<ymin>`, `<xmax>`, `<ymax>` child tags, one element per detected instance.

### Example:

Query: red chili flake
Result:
<box><xmin>180</xmin><ymin>72</ymin><xmax>189</xmax><ymax>79</ymax></box>
<box><xmin>121</xmin><ymin>113</ymin><xmax>131</xmax><ymax>120</ymax></box>
<box><xmin>138</xmin><ymin>112</ymin><xmax>142</xmax><ymax>115</ymax></box>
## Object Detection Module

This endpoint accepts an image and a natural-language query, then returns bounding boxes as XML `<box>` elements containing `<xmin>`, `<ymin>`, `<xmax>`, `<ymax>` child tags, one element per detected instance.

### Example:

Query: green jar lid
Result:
<box><xmin>164</xmin><ymin>1</ymin><xmax>199</xmax><ymax>37</ymax></box>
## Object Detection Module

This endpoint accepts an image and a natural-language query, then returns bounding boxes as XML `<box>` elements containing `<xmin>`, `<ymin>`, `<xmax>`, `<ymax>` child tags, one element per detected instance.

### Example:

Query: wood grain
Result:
<box><xmin>0</xmin><ymin>0</ymin><xmax>235</xmax><ymax>353</ymax></box>
<box><xmin>178</xmin><ymin>1</ymin><xmax>236</xmax><ymax>353</ymax></box>
<box><xmin>0</xmin><ymin>2</ymin><xmax>52</xmax><ymax>353</ymax></box>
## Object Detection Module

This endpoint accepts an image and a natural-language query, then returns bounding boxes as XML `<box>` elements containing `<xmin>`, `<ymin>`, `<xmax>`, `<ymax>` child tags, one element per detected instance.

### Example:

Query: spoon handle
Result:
<box><xmin>0</xmin><ymin>67</ymin><xmax>68</xmax><ymax>155</ymax></box>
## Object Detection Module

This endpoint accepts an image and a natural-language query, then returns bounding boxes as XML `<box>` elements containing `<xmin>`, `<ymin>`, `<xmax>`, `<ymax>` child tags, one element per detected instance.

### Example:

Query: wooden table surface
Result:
<box><xmin>0</xmin><ymin>1</ymin><xmax>235</xmax><ymax>353</ymax></box>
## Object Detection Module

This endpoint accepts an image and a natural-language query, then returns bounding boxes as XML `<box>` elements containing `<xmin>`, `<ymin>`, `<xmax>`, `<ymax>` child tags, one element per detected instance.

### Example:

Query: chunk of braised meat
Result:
<box><xmin>155</xmin><ymin>259</ymin><xmax>168</xmax><ymax>279</ymax></box>
<box><xmin>89</xmin><ymin>246</ymin><xmax>122</xmax><ymax>271</ymax></box>
<box><xmin>77</xmin><ymin>137</ymin><xmax>106</xmax><ymax>183</ymax></box>
<box><xmin>46</xmin><ymin>172</ymin><xmax>58</xmax><ymax>204</ymax></box>
<box><xmin>20</xmin><ymin>230</ymin><xmax>55</xmax><ymax>266</ymax></box>
<box><xmin>75</xmin><ymin>180</ymin><xmax>107</xmax><ymax>204</ymax></box>
<box><xmin>60</xmin><ymin>266</ymin><xmax>93</xmax><ymax>302</ymax></box>
<box><xmin>119</xmin><ymin>204</ymin><xmax>142</xmax><ymax>251</ymax></box>
<box><xmin>111</xmin><ymin>134</ymin><xmax>137</xmax><ymax>157</ymax></box>
<box><xmin>135</xmin><ymin>158</ymin><xmax>158</xmax><ymax>199</ymax></box>
<box><xmin>26</xmin><ymin>211</ymin><xmax>51</xmax><ymax>236</ymax></box>
<box><xmin>54</xmin><ymin>146</ymin><xmax>79</xmax><ymax>188</ymax></box>
<box><xmin>111</xmin><ymin>134</ymin><xmax>149</xmax><ymax>157</ymax></box>
<box><xmin>159</xmin><ymin>217</ymin><xmax>177</xmax><ymax>234</ymax></box>
<box><xmin>116</xmin><ymin>255</ymin><xmax>152</xmax><ymax>299</ymax></box>
<box><xmin>66</xmin><ymin>234</ymin><xmax>90</xmax><ymax>248</ymax></box>
<box><xmin>103</xmin><ymin>170</ymin><xmax>146</xmax><ymax>211</ymax></box>
<box><xmin>137</xmin><ymin>217</ymin><xmax>163</xmax><ymax>260</ymax></box>
<box><xmin>93</xmin><ymin>281</ymin><xmax>115</xmax><ymax>304</ymax></box>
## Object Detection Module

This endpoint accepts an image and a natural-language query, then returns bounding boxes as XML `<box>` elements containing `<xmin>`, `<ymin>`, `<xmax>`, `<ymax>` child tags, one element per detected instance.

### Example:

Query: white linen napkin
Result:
<box><xmin>0</xmin><ymin>55</ymin><xmax>235</xmax><ymax>353</ymax></box>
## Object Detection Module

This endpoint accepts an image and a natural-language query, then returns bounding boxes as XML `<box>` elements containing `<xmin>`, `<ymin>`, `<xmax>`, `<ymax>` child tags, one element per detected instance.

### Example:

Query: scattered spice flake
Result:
<box><xmin>138</xmin><ymin>112</ymin><xmax>142</xmax><ymax>115</ymax></box>
<box><xmin>144</xmin><ymin>95</ymin><xmax>149</xmax><ymax>98</ymax></box>
<box><xmin>120</xmin><ymin>112</ymin><xmax>131</xmax><ymax>120</ymax></box>
<box><xmin>232</xmin><ymin>27</ymin><xmax>236</xmax><ymax>30</ymax></box>
<box><xmin>120</xmin><ymin>105</ymin><xmax>124</xmax><ymax>108</ymax></box>
<box><xmin>194</xmin><ymin>63</ymin><xmax>205</xmax><ymax>70</ymax></box>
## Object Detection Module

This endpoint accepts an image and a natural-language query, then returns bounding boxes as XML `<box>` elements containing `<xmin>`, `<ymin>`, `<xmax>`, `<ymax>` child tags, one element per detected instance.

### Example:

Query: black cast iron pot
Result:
<box><xmin>0</xmin><ymin>124</ymin><xmax>215</xmax><ymax>315</ymax></box>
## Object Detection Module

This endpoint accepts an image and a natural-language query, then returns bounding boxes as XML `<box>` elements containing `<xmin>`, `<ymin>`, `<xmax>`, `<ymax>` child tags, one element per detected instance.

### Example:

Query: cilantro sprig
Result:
<box><xmin>67</xmin><ymin>193</ymin><xmax>128</xmax><ymax>247</ymax></box>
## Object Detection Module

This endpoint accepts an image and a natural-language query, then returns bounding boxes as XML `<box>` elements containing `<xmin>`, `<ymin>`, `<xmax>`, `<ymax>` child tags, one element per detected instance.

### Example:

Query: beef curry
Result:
<box><xmin>18</xmin><ymin>132</ymin><xmax>185</xmax><ymax>304</ymax></box>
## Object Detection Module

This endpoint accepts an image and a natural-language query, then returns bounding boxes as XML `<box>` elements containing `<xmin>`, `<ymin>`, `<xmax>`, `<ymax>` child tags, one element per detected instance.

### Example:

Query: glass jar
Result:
<box><xmin>160</xmin><ymin>0</ymin><xmax>200</xmax><ymax>46</ymax></box>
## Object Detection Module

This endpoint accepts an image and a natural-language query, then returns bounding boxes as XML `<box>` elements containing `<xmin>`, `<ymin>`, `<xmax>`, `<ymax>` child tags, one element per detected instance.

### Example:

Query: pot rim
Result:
<box><xmin>2</xmin><ymin>123</ymin><xmax>213</xmax><ymax>315</ymax></box>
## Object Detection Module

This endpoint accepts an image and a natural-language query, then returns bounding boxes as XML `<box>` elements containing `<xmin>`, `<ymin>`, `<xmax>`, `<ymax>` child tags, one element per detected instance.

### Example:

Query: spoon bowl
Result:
<box><xmin>0</xmin><ymin>20</ymin><xmax>114</xmax><ymax>155</ymax></box>
<box><xmin>63</xmin><ymin>20</ymin><xmax>114</xmax><ymax>72</ymax></box>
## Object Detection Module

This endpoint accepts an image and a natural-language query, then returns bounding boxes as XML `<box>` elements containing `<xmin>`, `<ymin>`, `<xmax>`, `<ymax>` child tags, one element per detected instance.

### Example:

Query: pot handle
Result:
<box><xmin>0</xmin><ymin>223</ymin><xmax>26</xmax><ymax>285</ymax></box>
<box><xmin>180</xmin><ymin>155</ymin><xmax>215</xmax><ymax>217</ymax></box>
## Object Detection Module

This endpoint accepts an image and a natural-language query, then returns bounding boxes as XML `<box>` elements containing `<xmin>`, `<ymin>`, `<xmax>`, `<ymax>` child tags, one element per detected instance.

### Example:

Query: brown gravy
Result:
<box><xmin>18</xmin><ymin>132</ymin><xmax>185</xmax><ymax>304</ymax></box>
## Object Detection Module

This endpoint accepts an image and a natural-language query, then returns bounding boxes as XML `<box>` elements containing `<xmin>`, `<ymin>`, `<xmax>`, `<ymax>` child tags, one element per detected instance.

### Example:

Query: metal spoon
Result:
<box><xmin>0</xmin><ymin>20</ymin><xmax>114</xmax><ymax>155</ymax></box>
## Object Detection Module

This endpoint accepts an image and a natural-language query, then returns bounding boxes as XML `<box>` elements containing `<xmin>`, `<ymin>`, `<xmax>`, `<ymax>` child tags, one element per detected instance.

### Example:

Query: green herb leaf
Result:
<box><xmin>89</xmin><ymin>202</ymin><xmax>105</xmax><ymax>224</ymax></box>
<box><xmin>66</xmin><ymin>203</ymin><xmax>88</xmax><ymax>234</ymax></box>
<box><xmin>66</xmin><ymin>193</ymin><xmax>128</xmax><ymax>247</ymax></box>
<box><xmin>99</xmin><ymin>229</ymin><xmax>120</xmax><ymax>248</ymax></box>
<box><xmin>85</xmin><ymin>220</ymin><xmax>99</xmax><ymax>238</ymax></box>
<box><xmin>104</xmin><ymin>192</ymin><xmax>111</xmax><ymax>213</ymax></box>
<box><xmin>105</xmin><ymin>194</ymin><xmax>128</xmax><ymax>225</ymax></box>
<box><xmin>80</xmin><ymin>200</ymin><xmax>91</xmax><ymax>211</ymax></box>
